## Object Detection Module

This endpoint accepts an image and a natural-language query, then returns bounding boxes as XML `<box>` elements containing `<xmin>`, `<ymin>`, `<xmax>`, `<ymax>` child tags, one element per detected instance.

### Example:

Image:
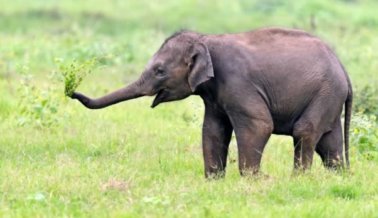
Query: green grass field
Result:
<box><xmin>1</xmin><ymin>0</ymin><xmax>378</xmax><ymax>217</ymax></box>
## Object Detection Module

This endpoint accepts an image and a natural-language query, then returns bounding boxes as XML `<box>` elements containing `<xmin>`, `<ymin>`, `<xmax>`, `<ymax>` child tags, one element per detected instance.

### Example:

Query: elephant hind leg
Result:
<box><xmin>315</xmin><ymin>118</ymin><xmax>344</xmax><ymax>169</ymax></box>
<box><xmin>292</xmin><ymin>97</ymin><xmax>342</xmax><ymax>171</ymax></box>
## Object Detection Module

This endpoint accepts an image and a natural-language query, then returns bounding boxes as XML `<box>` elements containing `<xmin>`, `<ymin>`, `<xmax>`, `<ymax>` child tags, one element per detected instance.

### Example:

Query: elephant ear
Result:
<box><xmin>187</xmin><ymin>42</ymin><xmax>214</xmax><ymax>92</ymax></box>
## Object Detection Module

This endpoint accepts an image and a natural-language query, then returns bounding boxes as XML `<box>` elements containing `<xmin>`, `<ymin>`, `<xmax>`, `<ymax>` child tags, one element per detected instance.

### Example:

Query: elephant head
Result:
<box><xmin>71</xmin><ymin>31</ymin><xmax>214</xmax><ymax>109</ymax></box>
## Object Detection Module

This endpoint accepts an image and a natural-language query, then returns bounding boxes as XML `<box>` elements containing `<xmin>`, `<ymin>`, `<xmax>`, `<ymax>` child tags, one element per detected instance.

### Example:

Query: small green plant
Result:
<box><xmin>351</xmin><ymin>112</ymin><xmax>378</xmax><ymax>161</ymax></box>
<box><xmin>57</xmin><ymin>58</ymin><xmax>97</xmax><ymax>97</ymax></box>
<box><xmin>17</xmin><ymin>70</ymin><xmax>61</xmax><ymax>128</ymax></box>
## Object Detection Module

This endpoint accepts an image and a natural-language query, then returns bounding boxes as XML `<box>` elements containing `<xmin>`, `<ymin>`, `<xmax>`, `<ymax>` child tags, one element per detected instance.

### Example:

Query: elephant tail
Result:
<box><xmin>344</xmin><ymin>76</ymin><xmax>353</xmax><ymax>169</ymax></box>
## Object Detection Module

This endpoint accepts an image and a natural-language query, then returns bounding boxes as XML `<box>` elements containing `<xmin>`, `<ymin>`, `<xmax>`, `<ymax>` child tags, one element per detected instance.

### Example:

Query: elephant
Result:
<box><xmin>71</xmin><ymin>27</ymin><xmax>353</xmax><ymax>178</ymax></box>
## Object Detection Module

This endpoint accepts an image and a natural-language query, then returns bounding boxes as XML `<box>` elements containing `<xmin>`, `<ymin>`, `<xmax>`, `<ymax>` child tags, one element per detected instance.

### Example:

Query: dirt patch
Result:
<box><xmin>100</xmin><ymin>178</ymin><xmax>130</xmax><ymax>192</ymax></box>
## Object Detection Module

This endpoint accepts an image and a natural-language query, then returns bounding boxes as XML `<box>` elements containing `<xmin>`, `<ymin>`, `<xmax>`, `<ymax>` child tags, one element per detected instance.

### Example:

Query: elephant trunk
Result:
<box><xmin>71</xmin><ymin>76</ymin><xmax>148</xmax><ymax>109</ymax></box>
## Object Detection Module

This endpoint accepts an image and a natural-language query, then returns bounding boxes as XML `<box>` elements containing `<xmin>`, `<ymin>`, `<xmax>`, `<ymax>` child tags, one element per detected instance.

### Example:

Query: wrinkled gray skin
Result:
<box><xmin>72</xmin><ymin>28</ymin><xmax>353</xmax><ymax>178</ymax></box>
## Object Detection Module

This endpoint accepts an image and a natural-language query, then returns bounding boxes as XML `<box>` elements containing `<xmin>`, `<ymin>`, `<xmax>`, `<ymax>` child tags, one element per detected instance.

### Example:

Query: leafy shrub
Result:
<box><xmin>353</xmin><ymin>85</ymin><xmax>378</xmax><ymax>119</ymax></box>
<box><xmin>350</xmin><ymin>112</ymin><xmax>378</xmax><ymax>161</ymax></box>
<box><xmin>17</xmin><ymin>74</ymin><xmax>61</xmax><ymax>128</ymax></box>
<box><xmin>56</xmin><ymin>58</ymin><xmax>97</xmax><ymax>97</ymax></box>
<box><xmin>15</xmin><ymin>59</ymin><xmax>98</xmax><ymax>128</ymax></box>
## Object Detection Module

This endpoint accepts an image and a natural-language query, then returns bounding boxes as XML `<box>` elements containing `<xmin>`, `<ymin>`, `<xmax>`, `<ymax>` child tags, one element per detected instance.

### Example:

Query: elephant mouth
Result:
<box><xmin>151</xmin><ymin>89</ymin><xmax>169</xmax><ymax>108</ymax></box>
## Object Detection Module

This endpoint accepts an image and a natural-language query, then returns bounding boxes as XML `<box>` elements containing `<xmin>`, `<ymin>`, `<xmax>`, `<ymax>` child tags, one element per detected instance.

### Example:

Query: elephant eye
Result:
<box><xmin>155</xmin><ymin>68</ymin><xmax>166</xmax><ymax>77</ymax></box>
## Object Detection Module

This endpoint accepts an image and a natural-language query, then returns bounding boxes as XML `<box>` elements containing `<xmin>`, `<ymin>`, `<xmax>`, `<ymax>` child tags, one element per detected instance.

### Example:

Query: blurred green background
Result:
<box><xmin>0</xmin><ymin>0</ymin><xmax>377</xmax><ymax>217</ymax></box>
<box><xmin>1</xmin><ymin>0</ymin><xmax>378</xmax><ymax>83</ymax></box>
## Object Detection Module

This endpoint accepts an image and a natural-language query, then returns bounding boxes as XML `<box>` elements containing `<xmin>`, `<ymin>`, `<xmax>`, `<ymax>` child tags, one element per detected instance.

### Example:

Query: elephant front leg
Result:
<box><xmin>202</xmin><ymin>106</ymin><xmax>233</xmax><ymax>179</ymax></box>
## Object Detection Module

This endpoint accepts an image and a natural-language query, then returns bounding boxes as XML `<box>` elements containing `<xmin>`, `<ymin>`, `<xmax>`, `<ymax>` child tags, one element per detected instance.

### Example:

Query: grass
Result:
<box><xmin>1</xmin><ymin>0</ymin><xmax>378</xmax><ymax>217</ymax></box>
<box><xmin>1</xmin><ymin>100</ymin><xmax>377</xmax><ymax>217</ymax></box>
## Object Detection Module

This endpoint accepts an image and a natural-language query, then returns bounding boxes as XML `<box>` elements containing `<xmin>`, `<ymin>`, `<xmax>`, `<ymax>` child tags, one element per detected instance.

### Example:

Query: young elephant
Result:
<box><xmin>71</xmin><ymin>28</ymin><xmax>353</xmax><ymax>178</ymax></box>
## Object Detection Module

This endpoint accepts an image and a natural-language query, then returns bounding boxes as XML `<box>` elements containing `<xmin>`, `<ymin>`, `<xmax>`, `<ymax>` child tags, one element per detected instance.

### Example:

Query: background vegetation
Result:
<box><xmin>0</xmin><ymin>0</ymin><xmax>377</xmax><ymax>217</ymax></box>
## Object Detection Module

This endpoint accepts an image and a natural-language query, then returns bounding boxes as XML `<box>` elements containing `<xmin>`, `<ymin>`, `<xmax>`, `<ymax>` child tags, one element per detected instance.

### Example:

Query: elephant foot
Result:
<box><xmin>205</xmin><ymin>171</ymin><xmax>226</xmax><ymax>180</ymax></box>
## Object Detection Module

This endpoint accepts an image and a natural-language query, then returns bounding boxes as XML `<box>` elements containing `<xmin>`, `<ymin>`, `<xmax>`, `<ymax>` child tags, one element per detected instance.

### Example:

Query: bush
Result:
<box><xmin>353</xmin><ymin>85</ymin><xmax>378</xmax><ymax>119</ymax></box>
<box><xmin>350</xmin><ymin>112</ymin><xmax>378</xmax><ymax>161</ymax></box>
<box><xmin>17</xmin><ymin>74</ymin><xmax>61</xmax><ymax>128</ymax></box>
